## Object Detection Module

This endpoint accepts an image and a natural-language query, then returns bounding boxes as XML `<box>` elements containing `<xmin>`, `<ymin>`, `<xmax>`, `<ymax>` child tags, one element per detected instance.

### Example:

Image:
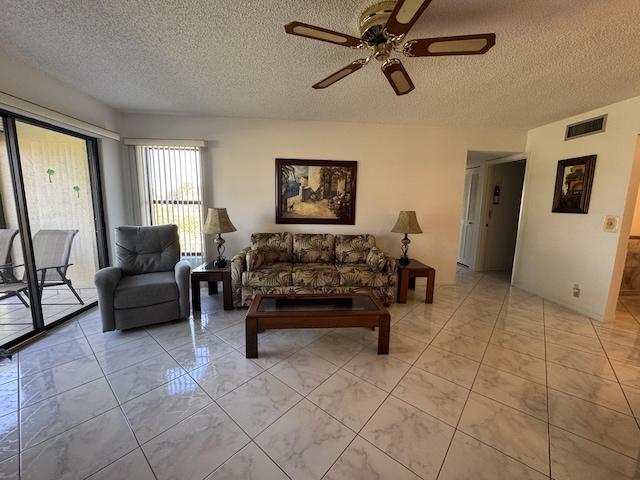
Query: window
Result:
<box><xmin>134</xmin><ymin>144</ymin><xmax>205</xmax><ymax>265</ymax></box>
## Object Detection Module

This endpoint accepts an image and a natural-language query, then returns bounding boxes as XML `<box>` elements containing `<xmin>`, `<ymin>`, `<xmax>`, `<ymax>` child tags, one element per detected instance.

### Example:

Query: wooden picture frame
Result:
<box><xmin>552</xmin><ymin>155</ymin><xmax>597</xmax><ymax>214</ymax></box>
<box><xmin>276</xmin><ymin>159</ymin><xmax>357</xmax><ymax>224</ymax></box>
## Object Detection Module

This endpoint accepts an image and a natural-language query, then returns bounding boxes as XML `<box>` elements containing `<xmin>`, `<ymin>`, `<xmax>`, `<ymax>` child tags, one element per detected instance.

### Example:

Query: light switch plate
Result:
<box><xmin>603</xmin><ymin>215</ymin><xmax>619</xmax><ymax>233</ymax></box>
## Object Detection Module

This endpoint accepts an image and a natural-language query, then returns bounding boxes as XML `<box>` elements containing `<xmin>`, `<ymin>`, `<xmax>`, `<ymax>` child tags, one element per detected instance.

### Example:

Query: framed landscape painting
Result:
<box><xmin>275</xmin><ymin>158</ymin><xmax>357</xmax><ymax>224</ymax></box>
<box><xmin>552</xmin><ymin>155</ymin><xmax>597</xmax><ymax>214</ymax></box>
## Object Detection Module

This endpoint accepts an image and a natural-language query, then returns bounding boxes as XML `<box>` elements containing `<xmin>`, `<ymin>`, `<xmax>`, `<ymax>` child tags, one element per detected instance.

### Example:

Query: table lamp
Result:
<box><xmin>203</xmin><ymin>208</ymin><xmax>237</xmax><ymax>268</ymax></box>
<box><xmin>391</xmin><ymin>211</ymin><xmax>422</xmax><ymax>266</ymax></box>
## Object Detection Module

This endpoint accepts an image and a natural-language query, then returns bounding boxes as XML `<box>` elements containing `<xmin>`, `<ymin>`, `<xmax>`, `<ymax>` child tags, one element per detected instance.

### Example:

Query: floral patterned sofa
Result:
<box><xmin>230</xmin><ymin>233</ymin><xmax>398</xmax><ymax>307</ymax></box>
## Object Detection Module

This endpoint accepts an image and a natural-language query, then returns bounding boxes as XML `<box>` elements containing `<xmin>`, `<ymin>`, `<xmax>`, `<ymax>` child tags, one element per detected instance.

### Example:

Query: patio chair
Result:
<box><xmin>0</xmin><ymin>228</ymin><xmax>19</xmax><ymax>284</ymax></box>
<box><xmin>95</xmin><ymin>224</ymin><xmax>191</xmax><ymax>332</ymax></box>
<box><xmin>0</xmin><ymin>229</ymin><xmax>84</xmax><ymax>307</ymax></box>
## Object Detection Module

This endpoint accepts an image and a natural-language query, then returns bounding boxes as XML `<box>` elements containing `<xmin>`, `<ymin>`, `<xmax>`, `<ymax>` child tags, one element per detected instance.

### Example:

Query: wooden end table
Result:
<box><xmin>397</xmin><ymin>259</ymin><xmax>435</xmax><ymax>304</ymax></box>
<box><xmin>191</xmin><ymin>263</ymin><xmax>233</xmax><ymax>311</ymax></box>
<box><xmin>245</xmin><ymin>293</ymin><xmax>390</xmax><ymax>358</ymax></box>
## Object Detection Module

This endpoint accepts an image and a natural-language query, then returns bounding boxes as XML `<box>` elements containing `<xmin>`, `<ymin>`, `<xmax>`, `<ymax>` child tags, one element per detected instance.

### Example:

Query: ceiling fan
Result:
<box><xmin>284</xmin><ymin>0</ymin><xmax>496</xmax><ymax>96</ymax></box>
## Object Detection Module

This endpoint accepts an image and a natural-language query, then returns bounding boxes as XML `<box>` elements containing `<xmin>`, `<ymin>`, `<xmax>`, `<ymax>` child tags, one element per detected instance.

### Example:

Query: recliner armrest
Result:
<box><xmin>94</xmin><ymin>266</ymin><xmax>123</xmax><ymax>332</ymax></box>
<box><xmin>174</xmin><ymin>260</ymin><xmax>191</xmax><ymax>318</ymax></box>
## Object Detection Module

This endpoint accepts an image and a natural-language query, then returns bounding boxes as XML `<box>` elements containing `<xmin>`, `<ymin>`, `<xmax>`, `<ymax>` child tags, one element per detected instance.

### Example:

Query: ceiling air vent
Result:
<box><xmin>565</xmin><ymin>114</ymin><xmax>607</xmax><ymax>140</ymax></box>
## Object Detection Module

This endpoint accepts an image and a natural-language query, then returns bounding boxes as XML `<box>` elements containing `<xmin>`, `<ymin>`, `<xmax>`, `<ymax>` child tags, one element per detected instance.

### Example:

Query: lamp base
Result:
<box><xmin>399</xmin><ymin>234</ymin><xmax>411</xmax><ymax>266</ymax></box>
<box><xmin>213</xmin><ymin>257</ymin><xmax>228</xmax><ymax>269</ymax></box>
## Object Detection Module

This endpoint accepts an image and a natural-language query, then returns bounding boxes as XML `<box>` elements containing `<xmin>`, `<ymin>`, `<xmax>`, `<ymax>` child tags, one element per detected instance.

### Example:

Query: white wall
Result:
<box><xmin>0</xmin><ymin>51</ymin><xmax>119</xmax><ymax>133</ymax></box>
<box><xmin>515</xmin><ymin>95</ymin><xmax>640</xmax><ymax>320</ymax></box>
<box><xmin>118</xmin><ymin>114</ymin><xmax>528</xmax><ymax>284</ymax></box>
<box><xmin>0</xmin><ymin>51</ymin><xmax>133</xmax><ymax>261</ymax></box>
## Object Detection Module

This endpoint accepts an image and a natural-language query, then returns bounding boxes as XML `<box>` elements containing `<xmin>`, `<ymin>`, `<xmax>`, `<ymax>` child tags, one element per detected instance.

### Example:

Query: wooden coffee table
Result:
<box><xmin>245</xmin><ymin>293</ymin><xmax>390</xmax><ymax>358</ymax></box>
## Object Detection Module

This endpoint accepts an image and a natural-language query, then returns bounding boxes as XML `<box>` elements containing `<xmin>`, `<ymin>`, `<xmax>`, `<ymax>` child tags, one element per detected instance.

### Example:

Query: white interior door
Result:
<box><xmin>458</xmin><ymin>169</ymin><xmax>480</xmax><ymax>267</ymax></box>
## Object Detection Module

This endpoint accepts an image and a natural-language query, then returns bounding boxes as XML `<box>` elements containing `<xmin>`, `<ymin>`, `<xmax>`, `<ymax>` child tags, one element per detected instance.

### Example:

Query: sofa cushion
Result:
<box><xmin>246</xmin><ymin>248</ymin><xmax>266</xmax><ymax>271</ymax></box>
<box><xmin>293</xmin><ymin>233</ymin><xmax>335</xmax><ymax>263</ymax></box>
<box><xmin>292</xmin><ymin>263</ymin><xmax>340</xmax><ymax>288</ymax></box>
<box><xmin>114</xmin><ymin>271</ymin><xmax>178</xmax><ymax>309</ymax></box>
<box><xmin>250</xmin><ymin>232</ymin><xmax>293</xmax><ymax>264</ymax></box>
<box><xmin>242</xmin><ymin>262</ymin><xmax>292</xmax><ymax>287</ymax></box>
<box><xmin>336</xmin><ymin>263</ymin><xmax>392</xmax><ymax>288</ymax></box>
<box><xmin>335</xmin><ymin>234</ymin><xmax>376</xmax><ymax>264</ymax></box>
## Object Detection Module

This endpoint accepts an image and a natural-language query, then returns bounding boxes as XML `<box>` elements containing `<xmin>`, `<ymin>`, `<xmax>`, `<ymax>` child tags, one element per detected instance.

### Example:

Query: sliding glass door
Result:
<box><xmin>0</xmin><ymin>112</ymin><xmax>107</xmax><ymax>348</ymax></box>
<box><xmin>0</xmin><ymin>123</ymin><xmax>31</xmax><ymax>344</ymax></box>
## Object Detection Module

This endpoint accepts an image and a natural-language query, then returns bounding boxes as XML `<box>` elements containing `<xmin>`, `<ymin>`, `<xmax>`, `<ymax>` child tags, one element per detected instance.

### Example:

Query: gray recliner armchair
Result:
<box><xmin>95</xmin><ymin>224</ymin><xmax>191</xmax><ymax>332</ymax></box>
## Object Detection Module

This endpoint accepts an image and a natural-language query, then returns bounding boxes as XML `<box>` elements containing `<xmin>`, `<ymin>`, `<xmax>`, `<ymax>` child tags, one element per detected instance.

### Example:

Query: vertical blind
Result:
<box><xmin>135</xmin><ymin>145</ymin><xmax>204</xmax><ymax>265</ymax></box>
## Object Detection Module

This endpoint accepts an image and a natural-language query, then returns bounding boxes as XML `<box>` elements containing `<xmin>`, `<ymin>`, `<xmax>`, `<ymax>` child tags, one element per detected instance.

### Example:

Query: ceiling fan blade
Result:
<box><xmin>385</xmin><ymin>0</ymin><xmax>433</xmax><ymax>37</ymax></box>
<box><xmin>403</xmin><ymin>33</ymin><xmax>496</xmax><ymax>56</ymax></box>
<box><xmin>312</xmin><ymin>59</ymin><xmax>369</xmax><ymax>89</ymax></box>
<box><xmin>382</xmin><ymin>59</ymin><xmax>415</xmax><ymax>96</ymax></box>
<box><xmin>284</xmin><ymin>22</ymin><xmax>363</xmax><ymax>48</ymax></box>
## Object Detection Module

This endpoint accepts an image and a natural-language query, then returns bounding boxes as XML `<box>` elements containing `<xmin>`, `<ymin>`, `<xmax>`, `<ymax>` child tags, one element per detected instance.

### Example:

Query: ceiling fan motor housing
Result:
<box><xmin>360</xmin><ymin>1</ymin><xmax>397</xmax><ymax>46</ymax></box>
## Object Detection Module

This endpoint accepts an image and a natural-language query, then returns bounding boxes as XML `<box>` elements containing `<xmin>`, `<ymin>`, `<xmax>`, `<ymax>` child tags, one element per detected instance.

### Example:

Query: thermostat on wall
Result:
<box><xmin>603</xmin><ymin>215</ymin><xmax>619</xmax><ymax>233</ymax></box>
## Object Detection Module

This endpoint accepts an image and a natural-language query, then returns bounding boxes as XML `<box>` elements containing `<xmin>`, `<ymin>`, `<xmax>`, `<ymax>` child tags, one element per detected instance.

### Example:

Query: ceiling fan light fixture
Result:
<box><xmin>374</xmin><ymin>43</ymin><xmax>391</xmax><ymax>61</ymax></box>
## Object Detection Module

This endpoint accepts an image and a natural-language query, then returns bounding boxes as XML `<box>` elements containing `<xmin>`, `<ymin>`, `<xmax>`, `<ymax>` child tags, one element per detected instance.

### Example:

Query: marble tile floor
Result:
<box><xmin>1</xmin><ymin>270</ymin><xmax>640</xmax><ymax>479</ymax></box>
<box><xmin>0</xmin><ymin>288</ymin><xmax>98</xmax><ymax>345</ymax></box>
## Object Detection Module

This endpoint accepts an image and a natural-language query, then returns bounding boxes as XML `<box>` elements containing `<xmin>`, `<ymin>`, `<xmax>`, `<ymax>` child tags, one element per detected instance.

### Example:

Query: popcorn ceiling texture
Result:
<box><xmin>0</xmin><ymin>0</ymin><xmax>639</xmax><ymax>129</ymax></box>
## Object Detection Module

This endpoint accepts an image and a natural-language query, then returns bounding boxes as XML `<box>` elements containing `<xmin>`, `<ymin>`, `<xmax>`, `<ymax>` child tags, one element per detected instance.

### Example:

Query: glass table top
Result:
<box><xmin>256</xmin><ymin>295</ymin><xmax>378</xmax><ymax>313</ymax></box>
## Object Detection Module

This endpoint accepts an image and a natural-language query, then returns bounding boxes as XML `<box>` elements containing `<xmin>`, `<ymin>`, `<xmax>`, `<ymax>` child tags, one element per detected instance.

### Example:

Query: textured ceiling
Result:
<box><xmin>1</xmin><ymin>0</ymin><xmax>639</xmax><ymax>129</ymax></box>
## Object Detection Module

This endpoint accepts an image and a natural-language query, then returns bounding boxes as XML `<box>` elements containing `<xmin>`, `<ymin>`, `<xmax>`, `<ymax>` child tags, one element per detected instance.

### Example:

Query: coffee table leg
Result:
<box><xmin>377</xmin><ymin>314</ymin><xmax>390</xmax><ymax>354</ymax></box>
<box><xmin>246</xmin><ymin>317</ymin><xmax>258</xmax><ymax>358</ymax></box>
<box><xmin>191</xmin><ymin>275</ymin><xmax>201</xmax><ymax>311</ymax></box>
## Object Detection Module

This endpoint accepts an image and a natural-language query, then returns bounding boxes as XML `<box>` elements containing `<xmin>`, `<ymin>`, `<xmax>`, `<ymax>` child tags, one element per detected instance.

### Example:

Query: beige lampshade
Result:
<box><xmin>391</xmin><ymin>211</ymin><xmax>423</xmax><ymax>234</ymax></box>
<box><xmin>203</xmin><ymin>208</ymin><xmax>237</xmax><ymax>234</ymax></box>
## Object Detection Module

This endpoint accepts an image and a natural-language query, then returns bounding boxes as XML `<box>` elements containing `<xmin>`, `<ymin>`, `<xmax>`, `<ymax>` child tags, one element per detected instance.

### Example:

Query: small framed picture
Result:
<box><xmin>552</xmin><ymin>155</ymin><xmax>597</xmax><ymax>214</ymax></box>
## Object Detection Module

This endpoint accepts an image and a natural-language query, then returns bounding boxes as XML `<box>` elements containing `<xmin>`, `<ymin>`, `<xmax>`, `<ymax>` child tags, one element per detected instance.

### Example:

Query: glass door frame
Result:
<box><xmin>1</xmin><ymin>109</ymin><xmax>110</xmax><ymax>349</ymax></box>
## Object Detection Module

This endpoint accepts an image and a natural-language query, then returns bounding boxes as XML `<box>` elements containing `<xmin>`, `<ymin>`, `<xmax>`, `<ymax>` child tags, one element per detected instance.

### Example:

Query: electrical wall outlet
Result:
<box><xmin>572</xmin><ymin>284</ymin><xmax>580</xmax><ymax>298</ymax></box>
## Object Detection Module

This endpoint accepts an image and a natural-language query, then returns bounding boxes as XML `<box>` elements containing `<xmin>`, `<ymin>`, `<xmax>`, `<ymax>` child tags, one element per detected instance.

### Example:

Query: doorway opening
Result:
<box><xmin>457</xmin><ymin>152</ymin><xmax>527</xmax><ymax>280</ymax></box>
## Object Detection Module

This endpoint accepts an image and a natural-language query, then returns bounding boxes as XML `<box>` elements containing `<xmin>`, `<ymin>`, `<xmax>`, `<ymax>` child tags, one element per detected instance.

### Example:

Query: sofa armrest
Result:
<box><xmin>94</xmin><ymin>266</ymin><xmax>123</xmax><ymax>332</ymax></box>
<box><xmin>231</xmin><ymin>247</ymin><xmax>250</xmax><ymax>273</ymax></box>
<box><xmin>231</xmin><ymin>247</ymin><xmax>251</xmax><ymax>306</ymax></box>
<box><xmin>174</xmin><ymin>260</ymin><xmax>191</xmax><ymax>318</ymax></box>
<box><xmin>366</xmin><ymin>247</ymin><xmax>388</xmax><ymax>271</ymax></box>
<box><xmin>366</xmin><ymin>247</ymin><xmax>398</xmax><ymax>273</ymax></box>
<box><xmin>384</xmin><ymin>254</ymin><xmax>399</xmax><ymax>274</ymax></box>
